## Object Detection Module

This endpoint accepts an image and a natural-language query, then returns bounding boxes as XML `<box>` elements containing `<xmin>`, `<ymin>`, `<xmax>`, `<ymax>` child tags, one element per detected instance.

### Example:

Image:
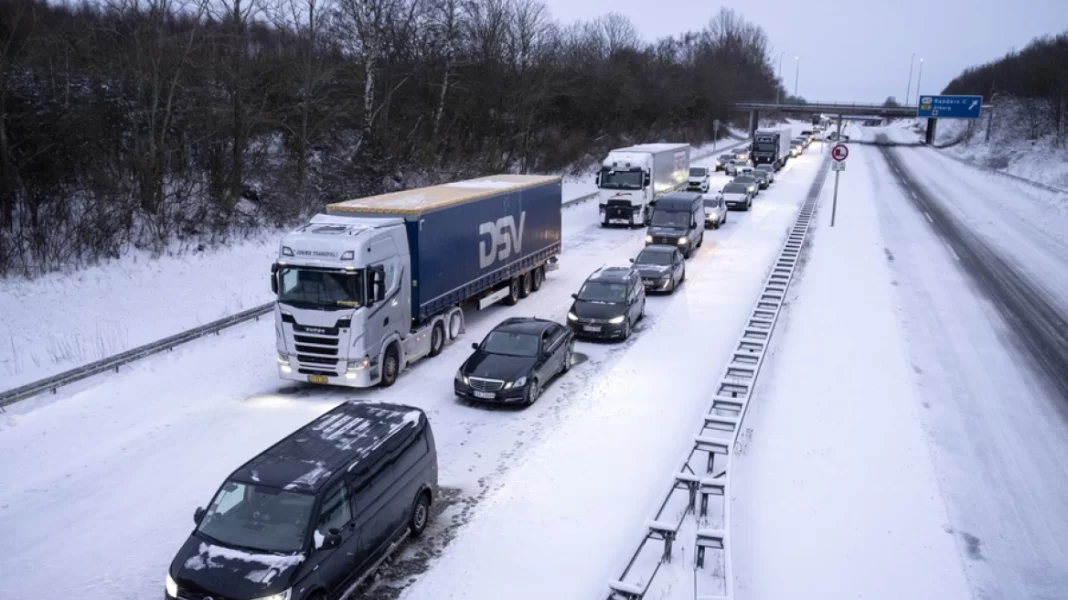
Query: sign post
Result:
<box><xmin>830</xmin><ymin>143</ymin><xmax>849</xmax><ymax>227</ymax></box>
<box><xmin>713</xmin><ymin>119</ymin><xmax>721</xmax><ymax>151</ymax></box>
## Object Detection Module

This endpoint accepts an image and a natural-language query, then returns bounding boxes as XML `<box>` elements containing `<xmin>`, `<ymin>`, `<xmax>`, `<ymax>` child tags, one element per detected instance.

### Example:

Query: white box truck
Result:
<box><xmin>751</xmin><ymin>126</ymin><xmax>793</xmax><ymax>170</ymax></box>
<box><xmin>596</xmin><ymin>143</ymin><xmax>690</xmax><ymax>227</ymax></box>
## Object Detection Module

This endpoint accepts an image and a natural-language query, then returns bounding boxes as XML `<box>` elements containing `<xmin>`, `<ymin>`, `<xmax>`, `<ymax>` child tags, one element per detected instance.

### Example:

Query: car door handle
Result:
<box><xmin>384</xmin><ymin>317</ymin><xmax>389</xmax><ymax>326</ymax></box>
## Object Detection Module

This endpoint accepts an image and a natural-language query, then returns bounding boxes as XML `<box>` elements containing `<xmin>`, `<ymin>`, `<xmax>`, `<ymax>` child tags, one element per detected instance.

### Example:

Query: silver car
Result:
<box><xmin>724</xmin><ymin>159</ymin><xmax>753</xmax><ymax>176</ymax></box>
<box><xmin>753</xmin><ymin>165</ymin><xmax>775</xmax><ymax>184</ymax></box>
<box><xmin>718</xmin><ymin>182</ymin><xmax>753</xmax><ymax>212</ymax></box>
<box><xmin>702</xmin><ymin>194</ymin><xmax>729</xmax><ymax>229</ymax></box>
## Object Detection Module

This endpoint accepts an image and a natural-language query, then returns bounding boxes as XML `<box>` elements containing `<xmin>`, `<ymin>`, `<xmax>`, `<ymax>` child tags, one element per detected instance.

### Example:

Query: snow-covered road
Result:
<box><xmin>0</xmin><ymin>146</ymin><xmax>817</xmax><ymax>600</ymax></box>
<box><xmin>732</xmin><ymin>126</ymin><xmax>1068</xmax><ymax>600</ymax></box>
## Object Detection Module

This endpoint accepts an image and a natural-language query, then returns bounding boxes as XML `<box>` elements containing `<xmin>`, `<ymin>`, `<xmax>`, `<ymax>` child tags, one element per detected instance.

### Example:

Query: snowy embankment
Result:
<box><xmin>0</xmin><ymin>138</ymin><xmax>735</xmax><ymax>392</ymax></box>
<box><xmin>733</xmin><ymin>131</ymin><xmax>1068</xmax><ymax>599</ymax></box>
<box><xmin>729</xmin><ymin>139</ymin><xmax>972</xmax><ymax>600</ymax></box>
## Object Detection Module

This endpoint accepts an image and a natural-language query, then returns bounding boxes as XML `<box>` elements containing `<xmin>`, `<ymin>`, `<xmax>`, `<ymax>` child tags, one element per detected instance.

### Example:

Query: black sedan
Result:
<box><xmin>631</xmin><ymin>246</ymin><xmax>686</xmax><ymax>293</ymax></box>
<box><xmin>454</xmin><ymin>317</ymin><xmax>575</xmax><ymax>406</ymax></box>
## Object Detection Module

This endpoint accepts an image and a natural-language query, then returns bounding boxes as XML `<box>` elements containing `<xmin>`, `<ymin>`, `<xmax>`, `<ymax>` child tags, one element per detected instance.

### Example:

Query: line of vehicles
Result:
<box><xmin>162</xmin><ymin>130</ymin><xmax>811</xmax><ymax>600</ymax></box>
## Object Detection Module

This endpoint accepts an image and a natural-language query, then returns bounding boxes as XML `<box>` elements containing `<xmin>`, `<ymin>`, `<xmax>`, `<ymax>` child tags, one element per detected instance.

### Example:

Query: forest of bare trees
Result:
<box><xmin>0</xmin><ymin>0</ymin><xmax>783</xmax><ymax>276</ymax></box>
<box><xmin>943</xmin><ymin>30</ymin><xmax>1068</xmax><ymax>145</ymax></box>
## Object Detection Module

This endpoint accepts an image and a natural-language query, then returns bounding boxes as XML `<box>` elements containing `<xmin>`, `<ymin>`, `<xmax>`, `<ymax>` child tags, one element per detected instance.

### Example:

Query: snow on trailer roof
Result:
<box><xmin>615</xmin><ymin>143</ymin><xmax>691</xmax><ymax>152</ymax></box>
<box><xmin>327</xmin><ymin>174</ymin><xmax>562</xmax><ymax>216</ymax></box>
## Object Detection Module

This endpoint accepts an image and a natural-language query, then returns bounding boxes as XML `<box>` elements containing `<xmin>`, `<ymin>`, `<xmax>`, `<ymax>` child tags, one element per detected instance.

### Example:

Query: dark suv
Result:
<box><xmin>165</xmin><ymin>402</ymin><xmax>438</xmax><ymax>600</ymax></box>
<box><xmin>567</xmin><ymin>267</ymin><xmax>645</xmax><ymax>341</ymax></box>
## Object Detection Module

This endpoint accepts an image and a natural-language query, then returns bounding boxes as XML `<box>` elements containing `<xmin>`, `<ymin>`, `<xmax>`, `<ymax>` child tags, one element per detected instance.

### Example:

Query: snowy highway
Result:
<box><xmin>732</xmin><ymin>125</ymin><xmax>1068</xmax><ymax>600</ymax></box>
<box><xmin>0</xmin><ymin>147</ymin><xmax>824</xmax><ymax>599</ymax></box>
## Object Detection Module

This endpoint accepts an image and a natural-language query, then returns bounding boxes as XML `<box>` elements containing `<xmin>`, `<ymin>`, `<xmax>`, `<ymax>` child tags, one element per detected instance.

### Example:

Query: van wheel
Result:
<box><xmin>520</xmin><ymin>271</ymin><xmax>533</xmax><ymax>298</ymax></box>
<box><xmin>503</xmin><ymin>278</ymin><xmax>521</xmax><ymax>306</ymax></box>
<box><xmin>531</xmin><ymin>266</ymin><xmax>544</xmax><ymax>291</ymax></box>
<box><xmin>428</xmin><ymin>322</ymin><xmax>446</xmax><ymax>357</ymax></box>
<box><xmin>410</xmin><ymin>492</ymin><xmax>431</xmax><ymax>538</ymax></box>
<box><xmin>380</xmin><ymin>344</ymin><xmax>400</xmax><ymax>387</ymax></box>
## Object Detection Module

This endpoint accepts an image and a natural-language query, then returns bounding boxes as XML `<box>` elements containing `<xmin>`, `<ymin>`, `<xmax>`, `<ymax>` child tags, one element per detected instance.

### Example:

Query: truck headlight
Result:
<box><xmin>505</xmin><ymin>376</ymin><xmax>527</xmax><ymax>389</ymax></box>
<box><xmin>348</xmin><ymin>358</ymin><xmax>370</xmax><ymax>371</ymax></box>
<box><xmin>567</xmin><ymin>311</ymin><xmax>578</xmax><ymax>321</ymax></box>
<box><xmin>608</xmin><ymin>315</ymin><xmax>625</xmax><ymax>324</ymax></box>
<box><xmin>165</xmin><ymin>574</ymin><xmax>179</xmax><ymax>598</ymax></box>
<box><xmin>645</xmin><ymin>235</ymin><xmax>653</xmax><ymax>244</ymax></box>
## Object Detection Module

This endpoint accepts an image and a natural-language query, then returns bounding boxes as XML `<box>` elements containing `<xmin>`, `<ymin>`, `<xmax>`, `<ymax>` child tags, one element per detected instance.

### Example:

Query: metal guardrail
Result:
<box><xmin>936</xmin><ymin>151</ymin><xmax>1068</xmax><ymax>196</ymax></box>
<box><xmin>0</xmin><ymin>139</ymin><xmax>748</xmax><ymax>409</ymax></box>
<box><xmin>604</xmin><ymin>155</ymin><xmax>832</xmax><ymax>600</ymax></box>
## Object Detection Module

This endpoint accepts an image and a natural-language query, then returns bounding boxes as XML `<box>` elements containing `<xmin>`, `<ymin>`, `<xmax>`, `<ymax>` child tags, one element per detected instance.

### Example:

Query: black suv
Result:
<box><xmin>166</xmin><ymin>402</ymin><xmax>438</xmax><ymax>600</ymax></box>
<box><xmin>454</xmin><ymin>317</ymin><xmax>576</xmax><ymax>406</ymax></box>
<box><xmin>567</xmin><ymin>267</ymin><xmax>645</xmax><ymax>341</ymax></box>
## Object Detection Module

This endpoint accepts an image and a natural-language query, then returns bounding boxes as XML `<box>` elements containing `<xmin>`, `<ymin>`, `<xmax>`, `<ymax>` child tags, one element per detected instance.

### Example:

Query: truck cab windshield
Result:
<box><xmin>599</xmin><ymin>169</ymin><xmax>643</xmax><ymax>190</ymax></box>
<box><xmin>651</xmin><ymin>210</ymin><xmax>690</xmax><ymax>228</ymax></box>
<box><xmin>196</xmin><ymin>481</ymin><xmax>315</xmax><ymax>554</ymax></box>
<box><xmin>278</xmin><ymin>267</ymin><xmax>363</xmax><ymax>310</ymax></box>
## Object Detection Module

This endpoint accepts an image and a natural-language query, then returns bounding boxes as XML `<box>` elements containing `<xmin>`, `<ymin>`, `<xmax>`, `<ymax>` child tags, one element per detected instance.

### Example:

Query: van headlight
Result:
<box><xmin>677</xmin><ymin>237</ymin><xmax>688</xmax><ymax>245</ymax></box>
<box><xmin>567</xmin><ymin>311</ymin><xmax>578</xmax><ymax>321</ymax></box>
<box><xmin>165</xmin><ymin>574</ymin><xmax>179</xmax><ymax>598</ymax></box>
<box><xmin>254</xmin><ymin>590</ymin><xmax>292</xmax><ymax>600</ymax></box>
<box><xmin>608</xmin><ymin>315</ymin><xmax>625</xmax><ymax>324</ymax></box>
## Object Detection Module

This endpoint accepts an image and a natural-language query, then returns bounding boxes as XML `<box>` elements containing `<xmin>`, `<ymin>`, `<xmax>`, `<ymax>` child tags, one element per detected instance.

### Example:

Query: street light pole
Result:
<box><xmin>775</xmin><ymin>52</ymin><xmax>785</xmax><ymax>105</ymax></box>
<box><xmin>906</xmin><ymin>53</ymin><xmax>915</xmax><ymax>106</ymax></box>
<box><xmin>794</xmin><ymin>56</ymin><xmax>800</xmax><ymax>98</ymax></box>
<box><xmin>916</xmin><ymin>58</ymin><xmax>925</xmax><ymax>97</ymax></box>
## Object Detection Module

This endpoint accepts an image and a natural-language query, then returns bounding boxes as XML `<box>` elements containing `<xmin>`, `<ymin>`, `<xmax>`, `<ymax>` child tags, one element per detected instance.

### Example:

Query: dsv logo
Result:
<box><xmin>478</xmin><ymin>212</ymin><xmax>526</xmax><ymax>269</ymax></box>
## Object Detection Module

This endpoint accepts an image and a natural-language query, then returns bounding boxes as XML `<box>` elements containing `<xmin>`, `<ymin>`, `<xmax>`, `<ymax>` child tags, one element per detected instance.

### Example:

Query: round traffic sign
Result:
<box><xmin>831</xmin><ymin>143</ymin><xmax>849</xmax><ymax>162</ymax></box>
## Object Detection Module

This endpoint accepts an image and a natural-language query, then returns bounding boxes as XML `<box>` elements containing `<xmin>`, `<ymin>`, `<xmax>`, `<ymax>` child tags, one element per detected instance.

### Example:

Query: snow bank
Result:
<box><xmin>730</xmin><ymin>142</ymin><xmax>972</xmax><ymax>600</ymax></box>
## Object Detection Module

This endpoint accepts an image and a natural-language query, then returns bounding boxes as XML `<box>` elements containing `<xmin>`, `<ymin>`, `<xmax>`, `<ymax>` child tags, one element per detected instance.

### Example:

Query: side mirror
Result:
<box><xmin>571</xmin><ymin>293</ymin><xmax>578</xmax><ymax>299</ymax></box>
<box><xmin>369</xmin><ymin>266</ymin><xmax>386</xmax><ymax>305</ymax></box>
<box><xmin>595</xmin><ymin>172</ymin><xmax>601</xmax><ymax>185</ymax></box>
<box><xmin>628</xmin><ymin>258</ymin><xmax>634</xmax><ymax>263</ymax></box>
<box><xmin>643</xmin><ymin>174</ymin><xmax>651</xmax><ymax>187</ymax></box>
<box><xmin>269</xmin><ymin>263</ymin><xmax>279</xmax><ymax>294</ymax></box>
<box><xmin>471</xmin><ymin>342</ymin><xmax>479</xmax><ymax>350</ymax></box>
<box><xmin>324</xmin><ymin>529</ymin><xmax>342</xmax><ymax>549</ymax></box>
<box><xmin>194</xmin><ymin>507</ymin><xmax>205</xmax><ymax>524</ymax></box>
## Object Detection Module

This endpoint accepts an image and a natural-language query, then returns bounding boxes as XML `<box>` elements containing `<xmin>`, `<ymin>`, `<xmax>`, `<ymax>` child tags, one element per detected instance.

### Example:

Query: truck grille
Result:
<box><xmin>468</xmin><ymin>377</ymin><xmax>505</xmax><ymax>392</ymax></box>
<box><xmin>288</xmin><ymin>320</ymin><xmax>346</xmax><ymax>375</ymax></box>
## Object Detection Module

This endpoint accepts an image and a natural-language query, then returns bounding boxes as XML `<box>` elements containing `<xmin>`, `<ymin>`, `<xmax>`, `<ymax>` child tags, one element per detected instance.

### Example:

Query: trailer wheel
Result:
<box><xmin>447</xmin><ymin>309</ymin><xmax>464</xmax><ymax>340</ymax></box>
<box><xmin>429</xmin><ymin>321</ymin><xmax>446</xmax><ymax>357</ymax></box>
<box><xmin>380</xmin><ymin>344</ymin><xmax>400</xmax><ymax>387</ymax></box>
<box><xmin>503</xmin><ymin>277</ymin><xmax>521</xmax><ymax>306</ymax></box>
<box><xmin>531</xmin><ymin>266</ymin><xmax>544</xmax><ymax>291</ymax></box>
<box><xmin>520</xmin><ymin>271</ymin><xmax>533</xmax><ymax>298</ymax></box>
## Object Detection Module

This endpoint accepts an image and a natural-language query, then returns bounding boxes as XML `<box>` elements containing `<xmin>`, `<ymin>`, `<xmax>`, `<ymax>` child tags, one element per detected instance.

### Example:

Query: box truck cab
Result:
<box><xmin>752</xmin><ymin>126</ymin><xmax>793</xmax><ymax>170</ymax></box>
<box><xmin>597</xmin><ymin>143</ymin><xmax>690</xmax><ymax>228</ymax></box>
<box><xmin>271</xmin><ymin>174</ymin><xmax>562</xmax><ymax>389</ymax></box>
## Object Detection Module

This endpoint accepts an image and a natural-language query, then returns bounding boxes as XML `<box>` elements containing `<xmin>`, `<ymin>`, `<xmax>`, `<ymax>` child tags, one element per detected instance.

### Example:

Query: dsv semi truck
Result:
<box><xmin>271</xmin><ymin>174</ymin><xmax>563</xmax><ymax>388</ymax></box>
<box><xmin>596</xmin><ymin>143</ymin><xmax>690</xmax><ymax>227</ymax></box>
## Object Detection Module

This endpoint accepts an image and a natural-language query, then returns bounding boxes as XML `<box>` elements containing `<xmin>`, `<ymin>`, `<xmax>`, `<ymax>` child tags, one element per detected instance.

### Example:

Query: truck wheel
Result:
<box><xmin>428</xmin><ymin>321</ymin><xmax>446</xmax><ymax>357</ymax></box>
<box><xmin>447</xmin><ymin>309</ymin><xmax>463</xmax><ymax>340</ymax></box>
<box><xmin>502</xmin><ymin>277</ymin><xmax>521</xmax><ymax>306</ymax></box>
<box><xmin>520</xmin><ymin>271</ymin><xmax>533</xmax><ymax>298</ymax></box>
<box><xmin>380</xmin><ymin>344</ymin><xmax>400</xmax><ymax>387</ymax></box>
<box><xmin>531</xmin><ymin>266</ymin><xmax>544</xmax><ymax>291</ymax></box>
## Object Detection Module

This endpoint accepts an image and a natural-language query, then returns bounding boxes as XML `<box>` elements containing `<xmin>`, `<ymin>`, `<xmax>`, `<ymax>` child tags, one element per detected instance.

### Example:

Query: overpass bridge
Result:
<box><xmin>734</xmin><ymin>100</ymin><xmax>993</xmax><ymax>145</ymax></box>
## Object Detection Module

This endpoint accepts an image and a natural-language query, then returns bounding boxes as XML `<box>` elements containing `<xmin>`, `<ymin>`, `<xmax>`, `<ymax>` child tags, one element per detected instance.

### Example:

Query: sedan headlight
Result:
<box><xmin>455</xmin><ymin>370</ymin><xmax>468</xmax><ymax>384</ymax></box>
<box><xmin>645</xmin><ymin>235</ymin><xmax>653</xmax><ymax>244</ymax></box>
<box><xmin>165</xmin><ymin>574</ymin><xmax>179</xmax><ymax>598</ymax></box>
<box><xmin>567</xmin><ymin>311</ymin><xmax>578</xmax><ymax>321</ymax></box>
<box><xmin>608</xmin><ymin>315</ymin><xmax>626</xmax><ymax>324</ymax></box>
<box><xmin>506</xmin><ymin>376</ymin><xmax>527</xmax><ymax>389</ymax></box>
<box><xmin>254</xmin><ymin>590</ymin><xmax>292</xmax><ymax>600</ymax></box>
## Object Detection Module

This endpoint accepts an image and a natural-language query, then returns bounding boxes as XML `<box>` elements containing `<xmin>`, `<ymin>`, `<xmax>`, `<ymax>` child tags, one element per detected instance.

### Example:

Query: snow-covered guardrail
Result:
<box><xmin>935</xmin><ymin>151</ymin><xmax>1068</xmax><ymax>196</ymax></box>
<box><xmin>0</xmin><ymin>139</ymin><xmax>749</xmax><ymax>409</ymax></box>
<box><xmin>603</xmin><ymin>155</ymin><xmax>832</xmax><ymax>600</ymax></box>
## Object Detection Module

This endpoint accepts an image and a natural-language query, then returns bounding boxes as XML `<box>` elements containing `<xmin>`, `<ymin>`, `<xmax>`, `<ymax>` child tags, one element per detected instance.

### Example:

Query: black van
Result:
<box><xmin>165</xmin><ymin>402</ymin><xmax>438</xmax><ymax>600</ymax></box>
<box><xmin>645</xmin><ymin>191</ymin><xmax>705</xmax><ymax>258</ymax></box>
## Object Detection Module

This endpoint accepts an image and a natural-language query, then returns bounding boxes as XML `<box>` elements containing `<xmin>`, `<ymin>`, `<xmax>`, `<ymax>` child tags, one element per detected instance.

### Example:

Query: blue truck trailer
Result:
<box><xmin>270</xmin><ymin>174</ymin><xmax>563</xmax><ymax>388</ymax></box>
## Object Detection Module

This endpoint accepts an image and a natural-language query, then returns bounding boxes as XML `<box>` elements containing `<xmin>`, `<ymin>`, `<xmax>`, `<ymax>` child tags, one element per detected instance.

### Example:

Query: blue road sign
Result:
<box><xmin>916</xmin><ymin>94</ymin><xmax>984</xmax><ymax>119</ymax></box>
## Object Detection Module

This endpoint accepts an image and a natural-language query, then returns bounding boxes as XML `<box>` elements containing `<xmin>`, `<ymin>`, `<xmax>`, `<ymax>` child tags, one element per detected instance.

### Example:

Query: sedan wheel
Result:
<box><xmin>562</xmin><ymin>342</ymin><xmax>575</xmax><ymax>373</ymax></box>
<box><xmin>524</xmin><ymin>378</ymin><xmax>540</xmax><ymax>406</ymax></box>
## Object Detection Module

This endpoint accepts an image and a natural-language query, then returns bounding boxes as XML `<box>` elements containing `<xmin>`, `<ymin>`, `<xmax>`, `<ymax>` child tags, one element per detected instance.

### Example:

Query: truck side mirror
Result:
<box><xmin>643</xmin><ymin>173</ymin><xmax>651</xmax><ymax>187</ymax></box>
<box><xmin>194</xmin><ymin>507</ymin><xmax>205</xmax><ymax>524</ymax></box>
<box><xmin>369</xmin><ymin>266</ymin><xmax>386</xmax><ymax>304</ymax></box>
<box><xmin>270</xmin><ymin>263</ymin><xmax>279</xmax><ymax>294</ymax></box>
<box><xmin>595</xmin><ymin>172</ymin><xmax>601</xmax><ymax>185</ymax></box>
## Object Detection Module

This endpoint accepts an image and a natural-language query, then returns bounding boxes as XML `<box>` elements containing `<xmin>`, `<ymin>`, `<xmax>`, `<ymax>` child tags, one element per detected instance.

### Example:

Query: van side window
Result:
<box><xmin>316</xmin><ymin>482</ymin><xmax>352</xmax><ymax>536</ymax></box>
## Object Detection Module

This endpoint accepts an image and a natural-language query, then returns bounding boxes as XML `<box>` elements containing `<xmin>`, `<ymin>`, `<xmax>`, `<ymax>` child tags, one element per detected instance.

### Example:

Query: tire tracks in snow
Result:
<box><xmin>878</xmin><ymin>139</ymin><xmax>1068</xmax><ymax>421</ymax></box>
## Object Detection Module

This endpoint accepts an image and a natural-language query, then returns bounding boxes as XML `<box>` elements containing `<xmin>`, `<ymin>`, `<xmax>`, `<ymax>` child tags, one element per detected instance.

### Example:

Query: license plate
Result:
<box><xmin>473</xmin><ymin>391</ymin><xmax>495</xmax><ymax>399</ymax></box>
<box><xmin>308</xmin><ymin>375</ymin><xmax>328</xmax><ymax>384</ymax></box>
<box><xmin>584</xmin><ymin>325</ymin><xmax>602</xmax><ymax>332</ymax></box>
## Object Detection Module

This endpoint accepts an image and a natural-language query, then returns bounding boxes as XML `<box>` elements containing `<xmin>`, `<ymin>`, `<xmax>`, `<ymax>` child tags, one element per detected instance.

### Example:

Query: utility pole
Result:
<box><xmin>775</xmin><ymin>52</ymin><xmax>785</xmax><ymax>105</ymax></box>
<box><xmin>794</xmin><ymin>56</ymin><xmax>800</xmax><ymax>98</ymax></box>
<box><xmin>986</xmin><ymin>90</ymin><xmax>999</xmax><ymax>142</ymax></box>
<box><xmin>916</xmin><ymin>58</ymin><xmax>925</xmax><ymax>97</ymax></box>
<box><xmin>906</xmin><ymin>53</ymin><xmax>915</xmax><ymax>106</ymax></box>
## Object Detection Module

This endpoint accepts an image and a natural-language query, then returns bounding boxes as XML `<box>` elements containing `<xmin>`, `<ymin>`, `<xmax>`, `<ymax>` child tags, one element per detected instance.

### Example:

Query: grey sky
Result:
<box><xmin>542</xmin><ymin>0</ymin><xmax>1068</xmax><ymax>104</ymax></box>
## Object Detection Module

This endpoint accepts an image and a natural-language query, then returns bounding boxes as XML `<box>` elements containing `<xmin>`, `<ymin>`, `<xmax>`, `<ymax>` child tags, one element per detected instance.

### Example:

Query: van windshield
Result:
<box><xmin>196</xmin><ymin>481</ymin><xmax>315</xmax><ymax>553</ymax></box>
<box><xmin>651</xmin><ymin>210</ymin><xmax>690</xmax><ymax>228</ymax></box>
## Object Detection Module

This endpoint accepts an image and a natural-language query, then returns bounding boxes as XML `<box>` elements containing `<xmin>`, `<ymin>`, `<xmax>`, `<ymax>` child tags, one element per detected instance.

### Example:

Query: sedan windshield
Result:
<box><xmin>599</xmin><ymin>169</ymin><xmax>643</xmax><ymax>190</ymax></box>
<box><xmin>734</xmin><ymin>177</ymin><xmax>756</xmax><ymax>185</ymax></box>
<box><xmin>277</xmin><ymin>267</ymin><xmax>363</xmax><ymax>310</ymax></box>
<box><xmin>651</xmin><ymin>210</ymin><xmax>690</xmax><ymax>228</ymax></box>
<box><xmin>481</xmin><ymin>330</ymin><xmax>540</xmax><ymax>357</ymax></box>
<box><xmin>635</xmin><ymin>250</ymin><xmax>673</xmax><ymax>266</ymax></box>
<box><xmin>577</xmin><ymin>280</ymin><xmax>626</xmax><ymax>303</ymax></box>
<box><xmin>723</xmin><ymin>183</ymin><xmax>748</xmax><ymax>194</ymax></box>
<box><xmin>196</xmin><ymin>481</ymin><xmax>315</xmax><ymax>553</ymax></box>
